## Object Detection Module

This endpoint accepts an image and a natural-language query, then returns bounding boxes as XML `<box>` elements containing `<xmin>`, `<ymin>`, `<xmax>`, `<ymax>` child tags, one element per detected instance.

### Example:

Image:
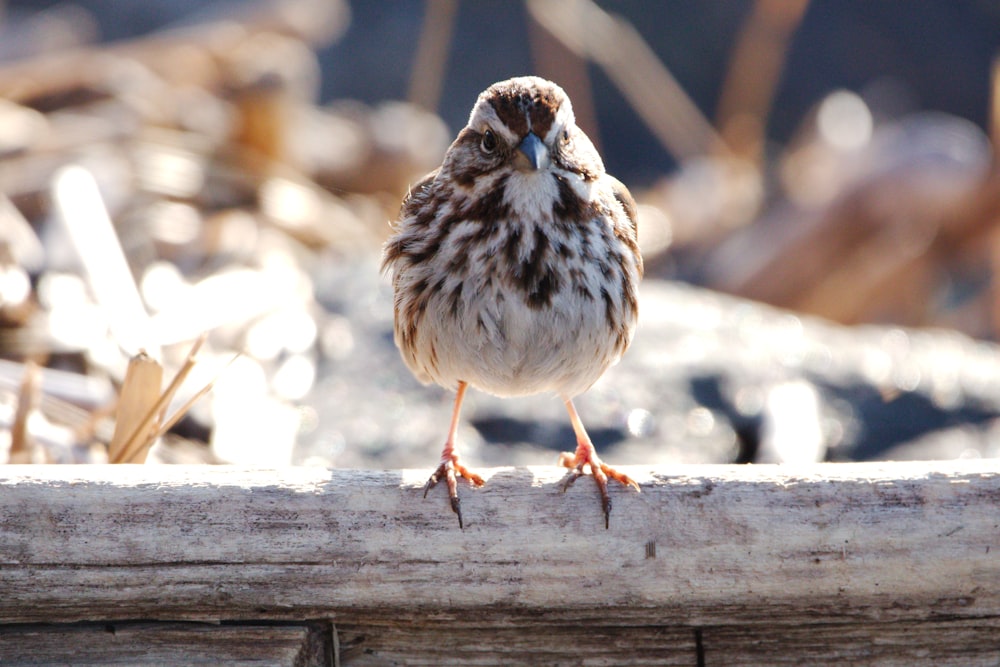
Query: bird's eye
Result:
<box><xmin>481</xmin><ymin>129</ymin><xmax>497</xmax><ymax>153</ymax></box>
<box><xmin>561</xmin><ymin>129</ymin><xmax>572</xmax><ymax>145</ymax></box>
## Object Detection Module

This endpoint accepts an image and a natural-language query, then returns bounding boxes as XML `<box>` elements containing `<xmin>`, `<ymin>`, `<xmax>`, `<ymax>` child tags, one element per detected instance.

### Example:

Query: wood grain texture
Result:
<box><xmin>0</xmin><ymin>622</ymin><xmax>330</xmax><ymax>666</ymax></box>
<box><xmin>1</xmin><ymin>461</ymin><xmax>999</xmax><ymax>664</ymax></box>
<box><xmin>701</xmin><ymin>619</ymin><xmax>1000</xmax><ymax>667</ymax></box>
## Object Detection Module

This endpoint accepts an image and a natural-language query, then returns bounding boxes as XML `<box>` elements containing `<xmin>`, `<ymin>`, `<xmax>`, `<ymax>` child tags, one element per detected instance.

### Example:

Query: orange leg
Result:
<box><xmin>558</xmin><ymin>398</ymin><xmax>640</xmax><ymax>529</ymax></box>
<box><xmin>424</xmin><ymin>381</ymin><xmax>484</xmax><ymax>528</ymax></box>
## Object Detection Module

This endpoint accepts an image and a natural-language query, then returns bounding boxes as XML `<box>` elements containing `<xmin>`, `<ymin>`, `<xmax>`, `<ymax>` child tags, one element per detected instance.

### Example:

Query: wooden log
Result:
<box><xmin>1</xmin><ymin>462</ymin><xmax>999</xmax><ymax>665</ymax></box>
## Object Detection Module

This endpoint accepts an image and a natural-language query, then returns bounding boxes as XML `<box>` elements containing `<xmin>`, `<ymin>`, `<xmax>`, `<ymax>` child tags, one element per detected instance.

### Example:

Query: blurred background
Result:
<box><xmin>4</xmin><ymin>0</ymin><xmax>1000</xmax><ymax>471</ymax></box>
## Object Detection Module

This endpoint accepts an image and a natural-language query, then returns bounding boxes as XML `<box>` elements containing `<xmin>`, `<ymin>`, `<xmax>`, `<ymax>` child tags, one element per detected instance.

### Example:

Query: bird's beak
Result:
<box><xmin>515</xmin><ymin>132</ymin><xmax>550</xmax><ymax>171</ymax></box>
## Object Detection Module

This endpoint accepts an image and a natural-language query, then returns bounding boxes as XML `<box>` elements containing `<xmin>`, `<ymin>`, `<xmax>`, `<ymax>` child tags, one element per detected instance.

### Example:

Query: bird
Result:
<box><xmin>381</xmin><ymin>76</ymin><xmax>643</xmax><ymax>528</ymax></box>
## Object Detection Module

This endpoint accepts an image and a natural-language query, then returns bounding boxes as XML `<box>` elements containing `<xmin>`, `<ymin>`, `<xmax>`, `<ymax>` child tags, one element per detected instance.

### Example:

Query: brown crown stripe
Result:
<box><xmin>487</xmin><ymin>80</ymin><xmax>562</xmax><ymax>139</ymax></box>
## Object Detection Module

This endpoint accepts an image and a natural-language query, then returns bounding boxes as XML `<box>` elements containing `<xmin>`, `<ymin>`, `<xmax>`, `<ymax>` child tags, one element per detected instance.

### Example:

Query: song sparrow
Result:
<box><xmin>382</xmin><ymin>76</ymin><xmax>642</xmax><ymax>528</ymax></box>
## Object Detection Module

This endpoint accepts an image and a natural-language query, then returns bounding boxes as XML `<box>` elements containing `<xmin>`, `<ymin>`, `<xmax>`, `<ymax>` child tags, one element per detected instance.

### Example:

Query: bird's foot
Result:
<box><xmin>558</xmin><ymin>449</ymin><xmax>640</xmax><ymax>529</ymax></box>
<box><xmin>424</xmin><ymin>454</ymin><xmax>485</xmax><ymax>529</ymax></box>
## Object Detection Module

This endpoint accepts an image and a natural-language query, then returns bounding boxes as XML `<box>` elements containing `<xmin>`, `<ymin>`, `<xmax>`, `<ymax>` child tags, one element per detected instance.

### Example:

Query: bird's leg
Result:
<box><xmin>424</xmin><ymin>381</ymin><xmax>484</xmax><ymax>528</ymax></box>
<box><xmin>558</xmin><ymin>398</ymin><xmax>640</xmax><ymax>529</ymax></box>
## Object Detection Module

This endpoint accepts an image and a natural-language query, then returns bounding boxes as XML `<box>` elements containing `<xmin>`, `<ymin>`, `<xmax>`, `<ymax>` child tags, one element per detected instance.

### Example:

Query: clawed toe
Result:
<box><xmin>424</xmin><ymin>456</ymin><xmax>484</xmax><ymax>529</ymax></box>
<box><xmin>558</xmin><ymin>451</ymin><xmax>639</xmax><ymax>529</ymax></box>
<box><xmin>558</xmin><ymin>399</ymin><xmax>640</xmax><ymax>528</ymax></box>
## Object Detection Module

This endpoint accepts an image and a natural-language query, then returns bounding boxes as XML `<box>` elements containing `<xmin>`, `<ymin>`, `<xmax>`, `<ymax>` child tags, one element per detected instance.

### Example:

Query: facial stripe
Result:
<box><xmin>481</xmin><ymin>77</ymin><xmax>568</xmax><ymax>140</ymax></box>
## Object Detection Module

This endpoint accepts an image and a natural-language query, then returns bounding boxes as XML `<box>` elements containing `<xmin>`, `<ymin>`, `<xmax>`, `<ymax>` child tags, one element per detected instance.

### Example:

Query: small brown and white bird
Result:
<box><xmin>382</xmin><ymin>76</ymin><xmax>643</xmax><ymax>528</ymax></box>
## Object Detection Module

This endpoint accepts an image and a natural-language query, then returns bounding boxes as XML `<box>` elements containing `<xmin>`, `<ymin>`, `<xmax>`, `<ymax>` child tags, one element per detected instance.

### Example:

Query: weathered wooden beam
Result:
<box><xmin>2</xmin><ymin>461</ymin><xmax>997</xmax><ymax>621</ymax></box>
<box><xmin>1</xmin><ymin>462</ymin><xmax>999</xmax><ymax>664</ymax></box>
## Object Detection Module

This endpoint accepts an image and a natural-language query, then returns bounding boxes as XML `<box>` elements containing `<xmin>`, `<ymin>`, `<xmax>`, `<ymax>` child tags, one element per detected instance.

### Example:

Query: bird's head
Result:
<box><xmin>442</xmin><ymin>76</ymin><xmax>604</xmax><ymax>194</ymax></box>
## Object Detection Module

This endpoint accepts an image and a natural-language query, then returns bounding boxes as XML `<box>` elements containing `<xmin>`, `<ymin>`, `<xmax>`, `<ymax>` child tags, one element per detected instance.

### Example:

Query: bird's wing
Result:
<box><xmin>382</xmin><ymin>169</ymin><xmax>441</xmax><ymax>275</ymax></box>
<box><xmin>398</xmin><ymin>168</ymin><xmax>440</xmax><ymax>221</ymax></box>
<box><xmin>608</xmin><ymin>175</ymin><xmax>638</xmax><ymax>238</ymax></box>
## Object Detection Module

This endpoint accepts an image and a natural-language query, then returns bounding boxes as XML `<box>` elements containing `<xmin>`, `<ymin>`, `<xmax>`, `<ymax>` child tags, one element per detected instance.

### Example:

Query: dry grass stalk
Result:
<box><xmin>111</xmin><ymin>335</ymin><xmax>202</xmax><ymax>464</ymax></box>
<box><xmin>107</xmin><ymin>352</ymin><xmax>164</xmax><ymax>464</ymax></box>
<box><xmin>110</xmin><ymin>334</ymin><xmax>240</xmax><ymax>464</ymax></box>
<box><xmin>9</xmin><ymin>360</ymin><xmax>42</xmax><ymax>464</ymax></box>
<box><xmin>110</xmin><ymin>337</ymin><xmax>204</xmax><ymax>464</ymax></box>
<box><xmin>148</xmin><ymin>353</ymin><xmax>239</xmax><ymax>452</ymax></box>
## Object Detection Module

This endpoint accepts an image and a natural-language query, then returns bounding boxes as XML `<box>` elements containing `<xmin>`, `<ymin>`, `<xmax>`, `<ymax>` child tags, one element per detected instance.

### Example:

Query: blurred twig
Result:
<box><xmin>52</xmin><ymin>165</ymin><xmax>157</xmax><ymax>358</ymax></box>
<box><xmin>991</xmin><ymin>55</ymin><xmax>1000</xmax><ymax>153</ymax></box>
<box><xmin>408</xmin><ymin>0</ymin><xmax>458</xmax><ymax>112</ymax></box>
<box><xmin>526</xmin><ymin>0</ymin><xmax>729</xmax><ymax>161</ymax></box>
<box><xmin>527</xmin><ymin>5</ymin><xmax>601</xmax><ymax>150</ymax></box>
<box><xmin>0</xmin><ymin>0</ymin><xmax>347</xmax><ymax>104</ymax></box>
<box><xmin>715</xmin><ymin>0</ymin><xmax>809</xmax><ymax>164</ymax></box>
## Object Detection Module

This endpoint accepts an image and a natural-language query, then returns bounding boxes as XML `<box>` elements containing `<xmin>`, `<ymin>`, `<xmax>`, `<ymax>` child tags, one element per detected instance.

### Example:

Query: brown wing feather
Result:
<box><xmin>609</xmin><ymin>176</ymin><xmax>637</xmax><ymax>236</ymax></box>
<box><xmin>398</xmin><ymin>168</ymin><xmax>439</xmax><ymax>220</ymax></box>
<box><xmin>382</xmin><ymin>169</ymin><xmax>440</xmax><ymax>274</ymax></box>
<box><xmin>608</xmin><ymin>175</ymin><xmax>643</xmax><ymax>278</ymax></box>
